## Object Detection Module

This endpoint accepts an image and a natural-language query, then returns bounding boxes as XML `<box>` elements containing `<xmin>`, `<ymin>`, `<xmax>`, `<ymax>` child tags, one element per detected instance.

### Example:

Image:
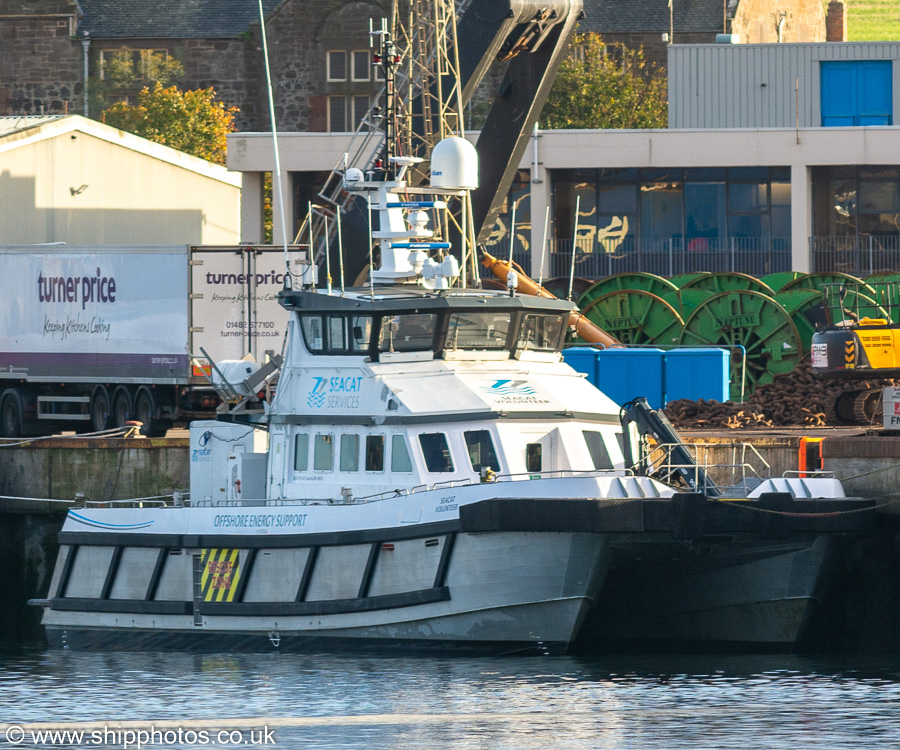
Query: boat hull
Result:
<box><xmin>581</xmin><ymin>534</ymin><xmax>838</xmax><ymax>650</ymax></box>
<box><xmin>43</xmin><ymin>530</ymin><xmax>611</xmax><ymax>654</ymax></box>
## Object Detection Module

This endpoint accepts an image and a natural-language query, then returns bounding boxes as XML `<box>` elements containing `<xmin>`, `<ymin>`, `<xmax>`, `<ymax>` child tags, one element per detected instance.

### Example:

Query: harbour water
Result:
<box><xmin>2</xmin><ymin>650</ymin><xmax>900</xmax><ymax>749</ymax></box>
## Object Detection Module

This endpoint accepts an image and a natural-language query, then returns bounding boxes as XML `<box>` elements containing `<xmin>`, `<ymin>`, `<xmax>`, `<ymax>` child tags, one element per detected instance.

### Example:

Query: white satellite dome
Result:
<box><xmin>430</xmin><ymin>136</ymin><xmax>478</xmax><ymax>190</ymax></box>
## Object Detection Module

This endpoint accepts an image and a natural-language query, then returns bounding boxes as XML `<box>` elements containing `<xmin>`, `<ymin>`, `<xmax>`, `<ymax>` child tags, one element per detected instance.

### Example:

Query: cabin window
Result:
<box><xmin>419</xmin><ymin>433</ymin><xmax>454</xmax><ymax>472</ymax></box>
<box><xmin>378</xmin><ymin>314</ymin><xmax>437</xmax><ymax>352</ymax></box>
<box><xmin>516</xmin><ymin>313</ymin><xmax>566</xmax><ymax>352</ymax></box>
<box><xmin>350</xmin><ymin>316</ymin><xmax>373</xmax><ymax>352</ymax></box>
<box><xmin>445</xmin><ymin>312</ymin><xmax>512</xmax><ymax>350</ymax></box>
<box><xmin>300</xmin><ymin>316</ymin><xmax>324</xmax><ymax>352</ymax></box>
<box><xmin>391</xmin><ymin>434</ymin><xmax>413</xmax><ymax>472</ymax></box>
<box><xmin>526</xmin><ymin>443</ymin><xmax>543</xmax><ymax>473</ymax></box>
<box><xmin>340</xmin><ymin>434</ymin><xmax>360</xmax><ymax>471</ymax></box>
<box><xmin>314</xmin><ymin>434</ymin><xmax>334</xmax><ymax>471</ymax></box>
<box><xmin>293</xmin><ymin>433</ymin><xmax>309</xmax><ymax>472</ymax></box>
<box><xmin>464</xmin><ymin>430</ymin><xmax>500</xmax><ymax>473</ymax></box>
<box><xmin>583</xmin><ymin>431</ymin><xmax>613</xmax><ymax>470</ymax></box>
<box><xmin>365</xmin><ymin>434</ymin><xmax>385</xmax><ymax>471</ymax></box>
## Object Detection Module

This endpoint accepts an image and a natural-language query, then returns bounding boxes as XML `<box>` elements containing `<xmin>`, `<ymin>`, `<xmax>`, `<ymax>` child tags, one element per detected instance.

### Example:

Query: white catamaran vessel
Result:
<box><xmin>35</xmin><ymin>19</ymin><xmax>873</xmax><ymax>654</ymax></box>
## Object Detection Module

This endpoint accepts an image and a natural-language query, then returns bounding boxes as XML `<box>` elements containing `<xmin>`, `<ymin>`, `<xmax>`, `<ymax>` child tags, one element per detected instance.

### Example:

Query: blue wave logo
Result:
<box><xmin>307</xmin><ymin>376</ymin><xmax>327</xmax><ymax>408</ymax></box>
<box><xmin>68</xmin><ymin>511</ymin><xmax>155</xmax><ymax>530</ymax></box>
<box><xmin>482</xmin><ymin>379</ymin><xmax>536</xmax><ymax>396</ymax></box>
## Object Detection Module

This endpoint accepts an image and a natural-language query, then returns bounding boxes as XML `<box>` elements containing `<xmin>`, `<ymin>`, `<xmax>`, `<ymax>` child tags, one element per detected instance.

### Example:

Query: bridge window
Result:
<box><xmin>464</xmin><ymin>430</ymin><xmax>500</xmax><ymax>473</ymax></box>
<box><xmin>526</xmin><ymin>443</ymin><xmax>542</xmax><ymax>473</ymax></box>
<box><xmin>378</xmin><ymin>314</ymin><xmax>437</xmax><ymax>352</ymax></box>
<box><xmin>299</xmin><ymin>315</ymin><xmax>373</xmax><ymax>355</ymax></box>
<box><xmin>445</xmin><ymin>312</ymin><xmax>512</xmax><ymax>350</ymax></box>
<box><xmin>516</xmin><ymin>313</ymin><xmax>566</xmax><ymax>352</ymax></box>
<box><xmin>419</xmin><ymin>433</ymin><xmax>454</xmax><ymax>473</ymax></box>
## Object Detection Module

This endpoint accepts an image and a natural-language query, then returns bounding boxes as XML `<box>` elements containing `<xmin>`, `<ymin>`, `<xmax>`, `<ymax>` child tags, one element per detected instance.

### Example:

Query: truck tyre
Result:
<box><xmin>134</xmin><ymin>387</ymin><xmax>166</xmax><ymax>436</ymax></box>
<box><xmin>0</xmin><ymin>390</ymin><xmax>23</xmax><ymax>438</ymax></box>
<box><xmin>90</xmin><ymin>386</ymin><xmax>111</xmax><ymax>432</ymax></box>
<box><xmin>112</xmin><ymin>386</ymin><xmax>133</xmax><ymax>428</ymax></box>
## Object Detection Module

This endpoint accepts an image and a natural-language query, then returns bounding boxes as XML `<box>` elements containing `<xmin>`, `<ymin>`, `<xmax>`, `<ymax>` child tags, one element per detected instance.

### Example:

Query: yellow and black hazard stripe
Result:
<box><xmin>844</xmin><ymin>338</ymin><xmax>856</xmax><ymax>369</ymax></box>
<box><xmin>200</xmin><ymin>548</ymin><xmax>241</xmax><ymax>602</ymax></box>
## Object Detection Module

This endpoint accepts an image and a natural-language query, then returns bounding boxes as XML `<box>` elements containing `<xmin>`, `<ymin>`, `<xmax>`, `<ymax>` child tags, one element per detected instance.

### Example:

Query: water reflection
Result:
<box><xmin>2</xmin><ymin>651</ymin><xmax>900</xmax><ymax>748</ymax></box>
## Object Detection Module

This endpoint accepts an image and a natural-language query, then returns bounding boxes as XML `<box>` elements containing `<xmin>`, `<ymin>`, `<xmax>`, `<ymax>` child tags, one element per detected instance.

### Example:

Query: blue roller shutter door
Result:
<box><xmin>821</xmin><ymin>60</ymin><xmax>892</xmax><ymax>126</ymax></box>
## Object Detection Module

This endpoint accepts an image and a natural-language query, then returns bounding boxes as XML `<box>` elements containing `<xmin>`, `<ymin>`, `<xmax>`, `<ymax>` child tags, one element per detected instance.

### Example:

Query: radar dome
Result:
<box><xmin>431</xmin><ymin>137</ymin><xmax>478</xmax><ymax>190</ymax></box>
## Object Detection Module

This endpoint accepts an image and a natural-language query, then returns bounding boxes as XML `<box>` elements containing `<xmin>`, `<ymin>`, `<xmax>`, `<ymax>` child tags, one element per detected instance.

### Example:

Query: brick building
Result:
<box><xmin>0</xmin><ymin>0</ymin><xmax>389</xmax><ymax>132</ymax></box>
<box><xmin>579</xmin><ymin>0</ymin><xmax>845</xmax><ymax>67</ymax></box>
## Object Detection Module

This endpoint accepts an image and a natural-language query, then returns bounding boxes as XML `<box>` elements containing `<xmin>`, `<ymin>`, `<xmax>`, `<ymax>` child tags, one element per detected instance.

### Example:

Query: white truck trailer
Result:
<box><xmin>0</xmin><ymin>245</ymin><xmax>300</xmax><ymax>437</ymax></box>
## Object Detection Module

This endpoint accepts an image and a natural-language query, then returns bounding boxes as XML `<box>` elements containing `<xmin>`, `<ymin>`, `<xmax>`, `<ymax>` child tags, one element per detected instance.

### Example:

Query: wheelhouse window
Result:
<box><xmin>378</xmin><ymin>314</ymin><xmax>437</xmax><ymax>352</ymax></box>
<box><xmin>299</xmin><ymin>315</ymin><xmax>373</xmax><ymax>355</ymax></box>
<box><xmin>516</xmin><ymin>313</ymin><xmax>566</xmax><ymax>352</ymax></box>
<box><xmin>464</xmin><ymin>430</ymin><xmax>500</xmax><ymax>473</ymax></box>
<box><xmin>365</xmin><ymin>435</ymin><xmax>385</xmax><ymax>472</ymax></box>
<box><xmin>314</xmin><ymin>434</ymin><xmax>334</xmax><ymax>471</ymax></box>
<box><xmin>526</xmin><ymin>443</ymin><xmax>543</xmax><ymax>473</ymax></box>
<box><xmin>419</xmin><ymin>433</ymin><xmax>454</xmax><ymax>473</ymax></box>
<box><xmin>583</xmin><ymin>431</ymin><xmax>613</xmax><ymax>470</ymax></box>
<box><xmin>340</xmin><ymin>434</ymin><xmax>359</xmax><ymax>471</ymax></box>
<box><xmin>445</xmin><ymin>312</ymin><xmax>512</xmax><ymax>350</ymax></box>
<box><xmin>300</xmin><ymin>316</ymin><xmax>324</xmax><ymax>352</ymax></box>
<box><xmin>391</xmin><ymin>435</ymin><xmax>413</xmax><ymax>472</ymax></box>
<box><xmin>293</xmin><ymin>433</ymin><xmax>309</xmax><ymax>472</ymax></box>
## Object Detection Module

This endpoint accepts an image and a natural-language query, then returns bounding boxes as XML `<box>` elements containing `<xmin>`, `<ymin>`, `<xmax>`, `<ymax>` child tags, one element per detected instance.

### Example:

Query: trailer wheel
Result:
<box><xmin>134</xmin><ymin>387</ymin><xmax>166</xmax><ymax>436</ymax></box>
<box><xmin>0</xmin><ymin>390</ymin><xmax>23</xmax><ymax>438</ymax></box>
<box><xmin>89</xmin><ymin>386</ymin><xmax>111</xmax><ymax>432</ymax></box>
<box><xmin>112</xmin><ymin>386</ymin><xmax>133</xmax><ymax>428</ymax></box>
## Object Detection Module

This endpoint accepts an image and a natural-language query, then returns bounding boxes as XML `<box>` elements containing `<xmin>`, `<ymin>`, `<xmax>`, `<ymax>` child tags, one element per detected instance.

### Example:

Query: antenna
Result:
<box><xmin>336</xmin><ymin>205</ymin><xmax>346</xmax><ymax>295</ymax></box>
<box><xmin>257</xmin><ymin>0</ymin><xmax>289</xmax><ymax>284</ymax></box>
<box><xmin>538</xmin><ymin>204</ymin><xmax>550</xmax><ymax>291</ymax></box>
<box><xmin>568</xmin><ymin>194</ymin><xmax>580</xmax><ymax>302</ymax></box>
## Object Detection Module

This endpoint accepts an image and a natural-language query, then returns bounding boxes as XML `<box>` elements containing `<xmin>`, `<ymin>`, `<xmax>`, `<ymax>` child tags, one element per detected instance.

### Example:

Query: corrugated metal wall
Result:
<box><xmin>668</xmin><ymin>42</ymin><xmax>900</xmax><ymax>129</ymax></box>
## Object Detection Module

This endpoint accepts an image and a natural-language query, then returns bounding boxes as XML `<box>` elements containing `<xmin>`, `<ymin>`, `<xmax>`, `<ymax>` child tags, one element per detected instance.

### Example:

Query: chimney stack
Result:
<box><xmin>826</xmin><ymin>1</ymin><xmax>847</xmax><ymax>42</ymax></box>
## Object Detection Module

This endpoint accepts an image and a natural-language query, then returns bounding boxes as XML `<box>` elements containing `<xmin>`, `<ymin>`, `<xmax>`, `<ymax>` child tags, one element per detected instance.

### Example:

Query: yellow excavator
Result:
<box><xmin>811</xmin><ymin>282</ymin><xmax>900</xmax><ymax>422</ymax></box>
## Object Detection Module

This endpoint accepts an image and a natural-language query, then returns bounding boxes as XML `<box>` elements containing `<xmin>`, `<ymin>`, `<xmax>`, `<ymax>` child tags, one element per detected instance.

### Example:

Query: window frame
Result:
<box><xmin>327</xmin><ymin>50</ymin><xmax>348</xmax><ymax>82</ymax></box>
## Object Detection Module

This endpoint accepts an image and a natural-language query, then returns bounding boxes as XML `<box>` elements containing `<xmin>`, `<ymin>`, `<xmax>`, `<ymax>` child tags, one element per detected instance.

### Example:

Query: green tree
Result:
<box><xmin>89</xmin><ymin>48</ymin><xmax>184</xmax><ymax>114</ymax></box>
<box><xmin>543</xmin><ymin>34</ymin><xmax>668</xmax><ymax>129</ymax></box>
<box><xmin>102</xmin><ymin>83</ymin><xmax>239</xmax><ymax>165</ymax></box>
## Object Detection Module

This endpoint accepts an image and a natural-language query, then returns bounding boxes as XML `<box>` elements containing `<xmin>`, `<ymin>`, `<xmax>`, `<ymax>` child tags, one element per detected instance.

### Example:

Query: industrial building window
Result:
<box><xmin>821</xmin><ymin>60</ymin><xmax>892</xmax><ymax>126</ymax></box>
<box><xmin>327</xmin><ymin>95</ymin><xmax>370</xmax><ymax>132</ymax></box>
<box><xmin>327</xmin><ymin>51</ymin><xmax>348</xmax><ymax>81</ymax></box>
<box><xmin>419</xmin><ymin>433</ymin><xmax>454</xmax><ymax>473</ymax></box>
<box><xmin>352</xmin><ymin>51</ymin><xmax>370</xmax><ymax>81</ymax></box>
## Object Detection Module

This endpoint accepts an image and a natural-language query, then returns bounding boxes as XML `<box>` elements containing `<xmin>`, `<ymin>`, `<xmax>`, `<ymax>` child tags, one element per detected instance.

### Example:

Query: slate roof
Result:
<box><xmin>78</xmin><ymin>0</ymin><xmax>283</xmax><ymax>39</ymax></box>
<box><xmin>580</xmin><ymin>0</ymin><xmax>733</xmax><ymax>34</ymax></box>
